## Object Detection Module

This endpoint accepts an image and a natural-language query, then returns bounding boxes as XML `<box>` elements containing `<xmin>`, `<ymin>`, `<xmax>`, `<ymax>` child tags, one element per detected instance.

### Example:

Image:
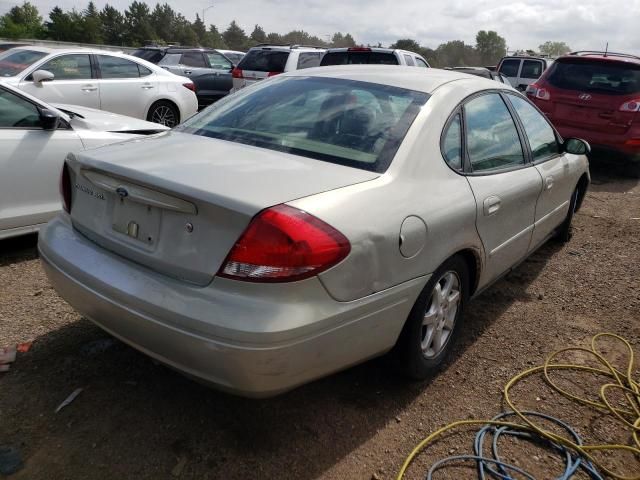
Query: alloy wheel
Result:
<box><xmin>151</xmin><ymin>105</ymin><xmax>177</xmax><ymax>127</ymax></box>
<box><xmin>421</xmin><ymin>271</ymin><xmax>461</xmax><ymax>358</ymax></box>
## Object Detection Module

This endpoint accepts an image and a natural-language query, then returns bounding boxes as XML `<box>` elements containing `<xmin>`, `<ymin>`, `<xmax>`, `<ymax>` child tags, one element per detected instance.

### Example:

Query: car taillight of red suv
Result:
<box><xmin>527</xmin><ymin>52</ymin><xmax>640</xmax><ymax>175</ymax></box>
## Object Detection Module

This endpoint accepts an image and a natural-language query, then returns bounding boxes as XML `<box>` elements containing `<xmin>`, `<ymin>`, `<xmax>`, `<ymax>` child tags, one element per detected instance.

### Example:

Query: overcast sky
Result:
<box><xmin>3</xmin><ymin>0</ymin><xmax>640</xmax><ymax>53</ymax></box>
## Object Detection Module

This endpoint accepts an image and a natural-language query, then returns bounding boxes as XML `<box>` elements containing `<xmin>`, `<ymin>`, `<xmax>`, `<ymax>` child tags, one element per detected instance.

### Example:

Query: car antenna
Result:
<box><xmin>604</xmin><ymin>42</ymin><xmax>608</xmax><ymax>57</ymax></box>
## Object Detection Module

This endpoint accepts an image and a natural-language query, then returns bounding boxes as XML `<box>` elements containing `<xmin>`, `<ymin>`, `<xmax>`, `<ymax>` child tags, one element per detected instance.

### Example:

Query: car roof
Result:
<box><xmin>286</xmin><ymin>65</ymin><xmax>502</xmax><ymax>93</ymax></box>
<box><xmin>247</xmin><ymin>44</ymin><xmax>325</xmax><ymax>52</ymax></box>
<box><xmin>560</xmin><ymin>51</ymin><xmax>640</xmax><ymax>66</ymax></box>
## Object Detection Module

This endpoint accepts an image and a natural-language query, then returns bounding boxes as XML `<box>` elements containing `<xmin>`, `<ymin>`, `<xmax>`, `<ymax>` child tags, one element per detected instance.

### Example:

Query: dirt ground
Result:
<box><xmin>1</xmin><ymin>162</ymin><xmax>639</xmax><ymax>480</ymax></box>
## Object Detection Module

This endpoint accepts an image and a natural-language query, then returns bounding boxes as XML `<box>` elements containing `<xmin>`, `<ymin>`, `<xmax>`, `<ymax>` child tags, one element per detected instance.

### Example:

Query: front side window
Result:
<box><xmin>206</xmin><ymin>52</ymin><xmax>232</xmax><ymax>70</ymax></box>
<box><xmin>180</xmin><ymin>52</ymin><xmax>207</xmax><ymax>68</ymax></box>
<box><xmin>0</xmin><ymin>50</ymin><xmax>47</xmax><ymax>77</ymax></box>
<box><xmin>178</xmin><ymin>76</ymin><xmax>429</xmax><ymax>173</ymax></box>
<box><xmin>98</xmin><ymin>55</ymin><xmax>141</xmax><ymax>79</ymax></box>
<box><xmin>404</xmin><ymin>55</ymin><xmax>415</xmax><ymax>66</ymax></box>
<box><xmin>442</xmin><ymin>114</ymin><xmax>463</xmax><ymax>170</ymax></box>
<box><xmin>0</xmin><ymin>87</ymin><xmax>41</xmax><ymax>128</ymax></box>
<box><xmin>39</xmin><ymin>54</ymin><xmax>92</xmax><ymax>80</ymax></box>
<box><xmin>416</xmin><ymin>58</ymin><xmax>429</xmax><ymax>68</ymax></box>
<box><xmin>464</xmin><ymin>93</ymin><xmax>525</xmax><ymax>172</ymax></box>
<box><xmin>521</xmin><ymin>60</ymin><xmax>543</xmax><ymax>79</ymax></box>
<box><xmin>499</xmin><ymin>59</ymin><xmax>520</xmax><ymax>77</ymax></box>
<box><xmin>508</xmin><ymin>94</ymin><xmax>560</xmax><ymax>161</ymax></box>
<box><xmin>296</xmin><ymin>52</ymin><xmax>323</xmax><ymax>70</ymax></box>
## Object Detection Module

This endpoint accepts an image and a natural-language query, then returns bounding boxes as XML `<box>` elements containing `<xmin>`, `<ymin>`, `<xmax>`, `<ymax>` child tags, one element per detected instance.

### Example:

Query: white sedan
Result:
<box><xmin>0</xmin><ymin>46</ymin><xmax>198</xmax><ymax>127</ymax></box>
<box><xmin>0</xmin><ymin>82</ymin><xmax>169</xmax><ymax>240</ymax></box>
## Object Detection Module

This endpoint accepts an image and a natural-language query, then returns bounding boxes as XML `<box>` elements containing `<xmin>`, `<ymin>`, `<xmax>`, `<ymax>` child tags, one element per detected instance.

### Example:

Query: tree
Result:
<box><xmin>249</xmin><ymin>24</ymin><xmax>266</xmax><ymax>45</ymax></box>
<box><xmin>82</xmin><ymin>1</ymin><xmax>103</xmax><ymax>44</ymax></box>
<box><xmin>331</xmin><ymin>32</ymin><xmax>356</xmax><ymax>47</ymax></box>
<box><xmin>539</xmin><ymin>41</ymin><xmax>571</xmax><ymax>57</ymax></box>
<box><xmin>45</xmin><ymin>7</ymin><xmax>84</xmax><ymax>41</ymax></box>
<box><xmin>390</xmin><ymin>39</ymin><xmax>421</xmax><ymax>52</ymax></box>
<box><xmin>475</xmin><ymin>30</ymin><xmax>506</xmax><ymax>64</ymax></box>
<box><xmin>100</xmin><ymin>4</ymin><xmax>125</xmax><ymax>45</ymax></box>
<box><xmin>266</xmin><ymin>32</ymin><xmax>282</xmax><ymax>45</ymax></box>
<box><xmin>124</xmin><ymin>1</ymin><xmax>155</xmax><ymax>46</ymax></box>
<box><xmin>0</xmin><ymin>2</ymin><xmax>43</xmax><ymax>39</ymax></box>
<box><xmin>203</xmin><ymin>24</ymin><xmax>226</xmax><ymax>48</ymax></box>
<box><xmin>192</xmin><ymin>14</ymin><xmax>207</xmax><ymax>45</ymax></box>
<box><xmin>150</xmin><ymin>3</ymin><xmax>176</xmax><ymax>43</ymax></box>
<box><xmin>222</xmin><ymin>20</ymin><xmax>247</xmax><ymax>50</ymax></box>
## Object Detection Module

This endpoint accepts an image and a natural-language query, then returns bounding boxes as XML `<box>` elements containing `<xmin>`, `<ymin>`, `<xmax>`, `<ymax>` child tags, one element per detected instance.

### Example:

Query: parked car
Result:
<box><xmin>446</xmin><ymin>67</ymin><xmax>511</xmax><ymax>85</ymax></box>
<box><xmin>320</xmin><ymin>47</ymin><xmax>430</xmax><ymax>68</ymax></box>
<box><xmin>527</xmin><ymin>51</ymin><xmax>640</xmax><ymax>176</ymax></box>
<box><xmin>132</xmin><ymin>46</ymin><xmax>236</xmax><ymax>107</ymax></box>
<box><xmin>0</xmin><ymin>46</ymin><xmax>198</xmax><ymax>127</ymax></box>
<box><xmin>39</xmin><ymin>66</ymin><xmax>590</xmax><ymax>397</ymax></box>
<box><xmin>0</xmin><ymin>82</ymin><xmax>168</xmax><ymax>240</ymax></box>
<box><xmin>217</xmin><ymin>49</ymin><xmax>245</xmax><ymax>65</ymax></box>
<box><xmin>0</xmin><ymin>42</ymin><xmax>28</xmax><ymax>53</ymax></box>
<box><xmin>497</xmin><ymin>55</ymin><xmax>553</xmax><ymax>91</ymax></box>
<box><xmin>231</xmin><ymin>44</ymin><xmax>325</xmax><ymax>92</ymax></box>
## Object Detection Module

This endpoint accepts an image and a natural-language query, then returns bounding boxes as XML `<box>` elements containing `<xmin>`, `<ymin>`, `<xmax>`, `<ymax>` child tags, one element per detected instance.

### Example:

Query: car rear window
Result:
<box><xmin>132</xmin><ymin>49</ymin><xmax>165</xmax><ymax>64</ymax></box>
<box><xmin>237</xmin><ymin>49</ymin><xmax>289</xmax><ymax>73</ymax></box>
<box><xmin>320</xmin><ymin>51</ymin><xmax>399</xmax><ymax>66</ymax></box>
<box><xmin>178</xmin><ymin>76</ymin><xmax>429</xmax><ymax>173</ymax></box>
<box><xmin>546</xmin><ymin>59</ymin><xmax>640</xmax><ymax>95</ymax></box>
<box><xmin>0</xmin><ymin>50</ymin><xmax>47</xmax><ymax>77</ymax></box>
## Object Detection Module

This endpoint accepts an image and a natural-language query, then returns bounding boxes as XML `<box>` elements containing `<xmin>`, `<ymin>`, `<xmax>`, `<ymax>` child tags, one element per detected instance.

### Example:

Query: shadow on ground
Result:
<box><xmin>0</xmin><ymin>235</ymin><xmax>561</xmax><ymax>479</ymax></box>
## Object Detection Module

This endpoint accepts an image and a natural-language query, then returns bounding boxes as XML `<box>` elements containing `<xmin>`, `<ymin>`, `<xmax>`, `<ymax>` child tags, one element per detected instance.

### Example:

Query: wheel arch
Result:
<box><xmin>575</xmin><ymin>173</ymin><xmax>590</xmax><ymax>213</ymax></box>
<box><xmin>147</xmin><ymin>98</ymin><xmax>181</xmax><ymax>125</ymax></box>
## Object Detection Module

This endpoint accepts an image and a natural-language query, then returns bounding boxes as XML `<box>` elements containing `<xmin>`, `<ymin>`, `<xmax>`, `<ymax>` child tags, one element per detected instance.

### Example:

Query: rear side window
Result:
<box><xmin>508</xmin><ymin>94</ymin><xmax>560</xmax><ymax>161</ymax></box>
<box><xmin>321</xmin><ymin>51</ymin><xmax>399</xmax><ymax>66</ymax></box>
<box><xmin>178</xmin><ymin>76</ymin><xmax>429</xmax><ymax>173</ymax></box>
<box><xmin>181</xmin><ymin>52</ymin><xmax>207</xmax><ymax>68</ymax></box>
<box><xmin>464</xmin><ymin>93</ymin><xmax>525</xmax><ymax>172</ymax></box>
<box><xmin>442</xmin><ymin>114</ymin><xmax>463</xmax><ymax>170</ymax></box>
<box><xmin>404</xmin><ymin>55</ymin><xmax>415</xmax><ymax>66</ymax></box>
<box><xmin>297</xmin><ymin>52</ymin><xmax>323</xmax><ymax>70</ymax></box>
<box><xmin>98</xmin><ymin>55</ymin><xmax>142</xmax><ymax>79</ymax></box>
<box><xmin>546</xmin><ymin>59</ymin><xmax>640</xmax><ymax>95</ymax></box>
<box><xmin>416</xmin><ymin>58</ymin><xmax>429</xmax><ymax>68</ymax></box>
<box><xmin>499</xmin><ymin>59</ymin><xmax>520</xmax><ymax>77</ymax></box>
<box><xmin>132</xmin><ymin>49</ymin><xmax>164</xmax><ymax>64</ymax></box>
<box><xmin>39</xmin><ymin>54</ymin><xmax>92</xmax><ymax>80</ymax></box>
<box><xmin>0</xmin><ymin>50</ymin><xmax>47</xmax><ymax>77</ymax></box>
<box><xmin>521</xmin><ymin>60</ymin><xmax>543</xmax><ymax>79</ymax></box>
<box><xmin>238</xmin><ymin>50</ymin><xmax>289</xmax><ymax>73</ymax></box>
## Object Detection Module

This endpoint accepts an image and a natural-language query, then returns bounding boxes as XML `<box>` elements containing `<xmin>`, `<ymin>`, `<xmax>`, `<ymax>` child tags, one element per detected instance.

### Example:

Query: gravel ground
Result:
<box><xmin>0</xmin><ymin>163</ymin><xmax>639</xmax><ymax>480</ymax></box>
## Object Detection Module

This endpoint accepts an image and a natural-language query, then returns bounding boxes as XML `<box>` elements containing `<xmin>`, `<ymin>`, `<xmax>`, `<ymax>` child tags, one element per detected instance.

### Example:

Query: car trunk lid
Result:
<box><xmin>67</xmin><ymin>131</ymin><xmax>378</xmax><ymax>285</ymax></box>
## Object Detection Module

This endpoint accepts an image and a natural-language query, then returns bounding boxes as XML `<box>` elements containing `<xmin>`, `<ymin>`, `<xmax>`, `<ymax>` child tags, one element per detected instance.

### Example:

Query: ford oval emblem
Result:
<box><xmin>116</xmin><ymin>187</ymin><xmax>129</xmax><ymax>198</ymax></box>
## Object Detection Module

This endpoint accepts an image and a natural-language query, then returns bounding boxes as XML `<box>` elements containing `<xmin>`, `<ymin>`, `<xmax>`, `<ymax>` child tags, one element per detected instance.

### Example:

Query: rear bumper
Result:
<box><xmin>556</xmin><ymin>125</ymin><xmax>640</xmax><ymax>161</ymax></box>
<box><xmin>39</xmin><ymin>215</ymin><xmax>427</xmax><ymax>397</ymax></box>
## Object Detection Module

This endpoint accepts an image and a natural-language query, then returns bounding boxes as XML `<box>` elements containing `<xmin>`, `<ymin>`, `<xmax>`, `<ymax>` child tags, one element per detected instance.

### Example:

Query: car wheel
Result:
<box><xmin>556</xmin><ymin>187</ymin><xmax>579</xmax><ymax>243</ymax></box>
<box><xmin>147</xmin><ymin>101</ymin><xmax>179</xmax><ymax>127</ymax></box>
<box><xmin>396</xmin><ymin>255</ymin><xmax>469</xmax><ymax>379</ymax></box>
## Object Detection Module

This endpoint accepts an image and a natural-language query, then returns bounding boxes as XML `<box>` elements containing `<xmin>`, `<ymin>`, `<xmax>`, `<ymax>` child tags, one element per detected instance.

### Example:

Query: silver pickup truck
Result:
<box><xmin>133</xmin><ymin>47</ymin><xmax>237</xmax><ymax>107</ymax></box>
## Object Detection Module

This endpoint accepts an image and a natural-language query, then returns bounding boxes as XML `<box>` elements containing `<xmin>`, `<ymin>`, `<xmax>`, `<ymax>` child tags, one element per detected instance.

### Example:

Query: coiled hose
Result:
<box><xmin>397</xmin><ymin>333</ymin><xmax>640</xmax><ymax>480</ymax></box>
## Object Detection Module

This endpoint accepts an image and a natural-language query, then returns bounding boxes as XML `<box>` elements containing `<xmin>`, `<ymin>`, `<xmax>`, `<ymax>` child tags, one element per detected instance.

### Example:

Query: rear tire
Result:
<box><xmin>395</xmin><ymin>255</ymin><xmax>469</xmax><ymax>380</ymax></box>
<box><xmin>556</xmin><ymin>187</ymin><xmax>579</xmax><ymax>243</ymax></box>
<box><xmin>147</xmin><ymin>100</ymin><xmax>180</xmax><ymax>127</ymax></box>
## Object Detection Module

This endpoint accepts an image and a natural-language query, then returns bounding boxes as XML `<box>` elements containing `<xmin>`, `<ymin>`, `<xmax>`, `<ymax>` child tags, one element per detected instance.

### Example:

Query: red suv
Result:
<box><xmin>526</xmin><ymin>51</ymin><xmax>640</xmax><ymax>176</ymax></box>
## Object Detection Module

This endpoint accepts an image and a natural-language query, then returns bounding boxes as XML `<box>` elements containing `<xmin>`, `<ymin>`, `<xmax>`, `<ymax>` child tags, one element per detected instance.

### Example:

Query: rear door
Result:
<box><xmin>0</xmin><ymin>86</ymin><xmax>83</xmax><ymax>233</ymax></box>
<box><xmin>506</xmin><ymin>93</ymin><xmax>575</xmax><ymax>247</ymax></box>
<box><xmin>517</xmin><ymin>59</ymin><xmax>545</xmax><ymax>91</ymax></box>
<box><xmin>460</xmin><ymin>92</ymin><xmax>543</xmax><ymax>281</ymax></box>
<box><xmin>95</xmin><ymin>54</ymin><xmax>157</xmax><ymax>119</ymax></box>
<box><xmin>19</xmin><ymin>53</ymin><xmax>99</xmax><ymax>108</ymax></box>
<box><xmin>498</xmin><ymin>58</ymin><xmax>521</xmax><ymax>90</ymax></box>
<box><xmin>201</xmin><ymin>51</ymin><xmax>234</xmax><ymax>99</ymax></box>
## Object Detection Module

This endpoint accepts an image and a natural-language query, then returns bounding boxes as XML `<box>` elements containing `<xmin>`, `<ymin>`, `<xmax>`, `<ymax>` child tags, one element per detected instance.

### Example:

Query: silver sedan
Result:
<box><xmin>38</xmin><ymin>66</ymin><xmax>590</xmax><ymax>397</ymax></box>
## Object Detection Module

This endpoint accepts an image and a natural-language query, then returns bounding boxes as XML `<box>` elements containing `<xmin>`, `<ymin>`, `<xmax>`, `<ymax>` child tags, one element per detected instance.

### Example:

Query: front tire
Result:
<box><xmin>556</xmin><ymin>187</ymin><xmax>579</xmax><ymax>243</ymax></box>
<box><xmin>396</xmin><ymin>255</ymin><xmax>469</xmax><ymax>379</ymax></box>
<box><xmin>147</xmin><ymin>100</ymin><xmax>180</xmax><ymax>127</ymax></box>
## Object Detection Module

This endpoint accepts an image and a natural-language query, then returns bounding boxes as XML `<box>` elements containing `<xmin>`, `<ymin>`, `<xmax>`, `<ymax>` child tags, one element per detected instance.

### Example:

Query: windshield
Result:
<box><xmin>0</xmin><ymin>50</ymin><xmax>47</xmax><ymax>77</ymax></box>
<box><xmin>178</xmin><ymin>76</ymin><xmax>429</xmax><ymax>172</ymax></box>
<box><xmin>547</xmin><ymin>59</ymin><xmax>640</xmax><ymax>95</ymax></box>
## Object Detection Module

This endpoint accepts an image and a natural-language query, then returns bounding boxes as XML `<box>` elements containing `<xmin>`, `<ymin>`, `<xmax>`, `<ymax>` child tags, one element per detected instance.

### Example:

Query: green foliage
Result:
<box><xmin>539</xmin><ymin>41</ymin><xmax>571</xmax><ymax>57</ymax></box>
<box><xmin>100</xmin><ymin>5</ymin><xmax>125</xmax><ymax>45</ymax></box>
<box><xmin>124</xmin><ymin>1</ymin><xmax>155</xmax><ymax>46</ymax></box>
<box><xmin>222</xmin><ymin>20</ymin><xmax>247</xmax><ymax>51</ymax></box>
<box><xmin>475</xmin><ymin>30</ymin><xmax>507</xmax><ymax>64</ymax></box>
<box><xmin>0</xmin><ymin>2</ymin><xmax>43</xmax><ymax>39</ymax></box>
<box><xmin>249</xmin><ymin>24</ymin><xmax>266</xmax><ymax>45</ymax></box>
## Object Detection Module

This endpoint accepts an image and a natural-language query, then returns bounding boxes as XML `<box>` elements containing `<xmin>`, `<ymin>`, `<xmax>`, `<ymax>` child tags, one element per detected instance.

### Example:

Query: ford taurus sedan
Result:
<box><xmin>0</xmin><ymin>82</ymin><xmax>168</xmax><ymax>240</ymax></box>
<box><xmin>38</xmin><ymin>66</ymin><xmax>590</xmax><ymax>397</ymax></box>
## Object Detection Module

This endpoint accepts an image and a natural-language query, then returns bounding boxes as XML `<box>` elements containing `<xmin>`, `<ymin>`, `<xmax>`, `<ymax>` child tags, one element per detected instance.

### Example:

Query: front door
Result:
<box><xmin>19</xmin><ymin>54</ymin><xmax>99</xmax><ymax>109</ymax></box>
<box><xmin>461</xmin><ymin>93</ymin><xmax>543</xmax><ymax>284</ymax></box>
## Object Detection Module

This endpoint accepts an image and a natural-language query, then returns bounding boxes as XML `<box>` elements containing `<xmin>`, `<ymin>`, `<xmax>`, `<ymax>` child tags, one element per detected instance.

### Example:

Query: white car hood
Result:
<box><xmin>52</xmin><ymin>104</ymin><xmax>169</xmax><ymax>133</ymax></box>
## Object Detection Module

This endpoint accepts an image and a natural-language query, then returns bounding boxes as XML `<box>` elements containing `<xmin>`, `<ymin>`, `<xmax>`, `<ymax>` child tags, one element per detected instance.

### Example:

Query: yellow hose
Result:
<box><xmin>397</xmin><ymin>333</ymin><xmax>640</xmax><ymax>480</ymax></box>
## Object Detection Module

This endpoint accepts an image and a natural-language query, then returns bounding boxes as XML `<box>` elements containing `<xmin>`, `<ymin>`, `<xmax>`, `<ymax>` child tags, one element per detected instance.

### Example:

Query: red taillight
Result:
<box><xmin>60</xmin><ymin>162</ymin><xmax>72</xmax><ymax>214</ymax></box>
<box><xmin>620</xmin><ymin>99</ymin><xmax>640</xmax><ymax>112</ymax></box>
<box><xmin>232</xmin><ymin>67</ymin><xmax>243</xmax><ymax>79</ymax></box>
<box><xmin>218</xmin><ymin>205</ymin><xmax>350</xmax><ymax>283</ymax></box>
<box><xmin>183</xmin><ymin>82</ymin><xmax>195</xmax><ymax>92</ymax></box>
<box><xmin>525</xmin><ymin>83</ymin><xmax>550</xmax><ymax>101</ymax></box>
<box><xmin>625</xmin><ymin>139</ymin><xmax>640</xmax><ymax>146</ymax></box>
<box><xmin>348</xmin><ymin>47</ymin><xmax>372</xmax><ymax>52</ymax></box>
<box><xmin>267</xmin><ymin>71</ymin><xmax>281</xmax><ymax>77</ymax></box>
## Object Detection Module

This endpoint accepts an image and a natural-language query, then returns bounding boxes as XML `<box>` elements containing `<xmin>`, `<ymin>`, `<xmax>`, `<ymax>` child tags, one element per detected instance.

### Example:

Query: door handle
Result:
<box><xmin>483</xmin><ymin>196</ymin><xmax>501</xmax><ymax>216</ymax></box>
<box><xmin>545</xmin><ymin>175</ymin><xmax>554</xmax><ymax>190</ymax></box>
<box><xmin>184</xmin><ymin>70</ymin><xmax>192</xmax><ymax>75</ymax></box>
<box><xmin>141</xmin><ymin>84</ymin><xmax>154</xmax><ymax>89</ymax></box>
<box><xmin>81</xmin><ymin>85</ymin><xmax>97</xmax><ymax>92</ymax></box>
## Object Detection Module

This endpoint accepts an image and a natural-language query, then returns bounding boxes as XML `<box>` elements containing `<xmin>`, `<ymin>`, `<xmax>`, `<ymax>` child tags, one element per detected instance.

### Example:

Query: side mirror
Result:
<box><xmin>39</xmin><ymin>108</ymin><xmax>61</xmax><ymax>131</ymax></box>
<box><xmin>32</xmin><ymin>69</ymin><xmax>55</xmax><ymax>84</ymax></box>
<box><xmin>564</xmin><ymin>138</ymin><xmax>591</xmax><ymax>155</ymax></box>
